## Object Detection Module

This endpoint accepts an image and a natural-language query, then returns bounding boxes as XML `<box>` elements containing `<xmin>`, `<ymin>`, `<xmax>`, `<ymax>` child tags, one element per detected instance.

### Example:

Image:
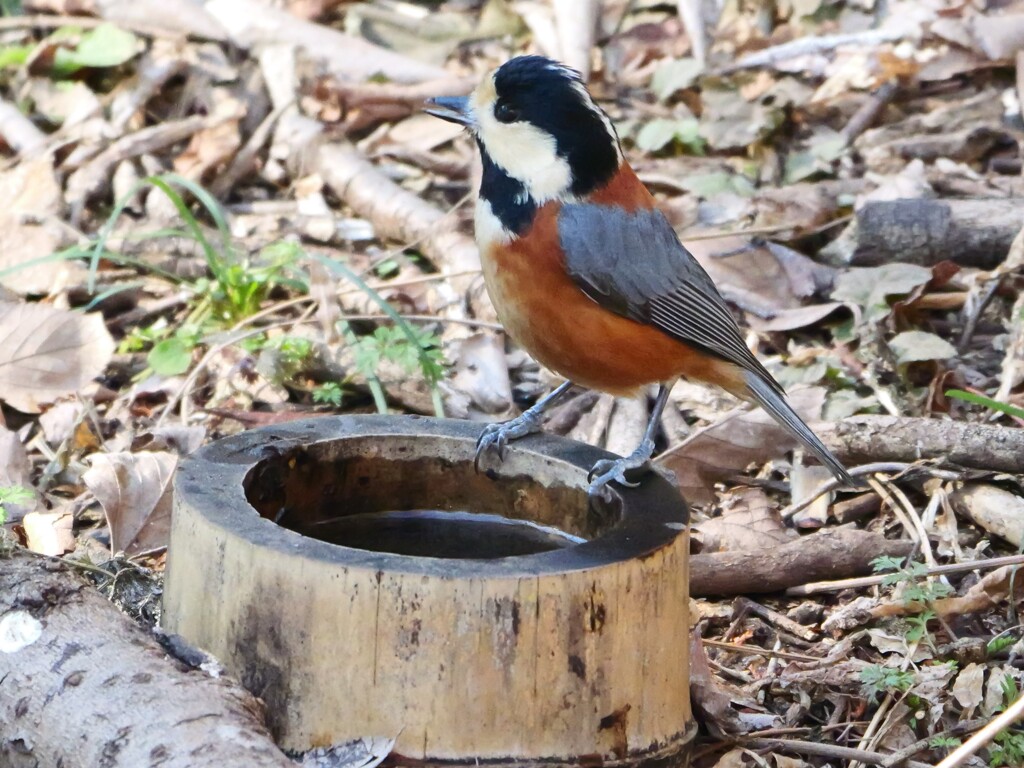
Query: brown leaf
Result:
<box><xmin>685</xmin><ymin>237</ymin><xmax>807</xmax><ymax>319</ymax></box>
<box><xmin>659</xmin><ymin>386</ymin><xmax>827</xmax><ymax>505</ymax></box>
<box><xmin>22</xmin><ymin>509</ymin><xmax>74</xmax><ymax>556</ymax></box>
<box><xmin>693</xmin><ymin>486</ymin><xmax>795</xmax><ymax>553</ymax></box>
<box><xmin>746</xmin><ymin>302</ymin><xmax>844</xmax><ymax>333</ymax></box>
<box><xmin>0</xmin><ymin>302</ymin><xmax>115</xmax><ymax>414</ymax></box>
<box><xmin>690</xmin><ymin>631</ymin><xmax>748</xmax><ymax>737</ymax></box>
<box><xmin>951</xmin><ymin>662</ymin><xmax>985</xmax><ymax>719</ymax></box>
<box><xmin>83</xmin><ymin>451</ymin><xmax>177</xmax><ymax>556</ymax></box>
<box><xmin>0</xmin><ymin>157</ymin><xmax>81</xmax><ymax>295</ymax></box>
<box><xmin>173</xmin><ymin>106</ymin><xmax>242</xmax><ymax>181</ymax></box>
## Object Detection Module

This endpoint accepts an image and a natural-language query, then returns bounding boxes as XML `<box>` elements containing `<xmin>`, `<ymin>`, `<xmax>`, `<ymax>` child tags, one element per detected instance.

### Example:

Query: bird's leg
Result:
<box><xmin>588</xmin><ymin>384</ymin><xmax>672</xmax><ymax>500</ymax></box>
<box><xmin>475</xmin><ymin>381</ymin><xmax>575</xmax><ymax>470</ymax></box>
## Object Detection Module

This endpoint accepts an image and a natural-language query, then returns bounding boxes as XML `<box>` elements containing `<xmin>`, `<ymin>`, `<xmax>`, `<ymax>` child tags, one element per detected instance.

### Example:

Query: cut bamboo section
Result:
<box><xmin>164</xmin><ymin>415</ymin><xmax>693</xmax><ymax>765</ymax></box>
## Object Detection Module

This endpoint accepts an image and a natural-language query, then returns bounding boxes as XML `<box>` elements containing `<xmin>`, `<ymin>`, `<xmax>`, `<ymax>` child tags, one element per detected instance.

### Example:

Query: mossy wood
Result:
<box><xmin>164</xmin><ymin>415</ymin><xmax>693</xmax><ymax>765</ymax></box>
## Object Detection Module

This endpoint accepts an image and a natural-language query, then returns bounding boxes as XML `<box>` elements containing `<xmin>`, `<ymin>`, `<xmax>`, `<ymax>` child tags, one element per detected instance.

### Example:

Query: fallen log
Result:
<box><xmin>0</xmin><ymin>550</ymin><xmax>292</xmax><ymax>768</ymax></box>
<box><xmin>690</xmin><ymin>527</ymin><xmax>913</xmax><ymax>596</ymax></box>
<box><xmin>851</xmin><ymin>198</ymin><xmax>1024</xmax><ymax>269</ymax></box>
<box><xmin>820</xmin><ymin>415</ymin><xmax>1024</xmax><ymax>474</ymax></box>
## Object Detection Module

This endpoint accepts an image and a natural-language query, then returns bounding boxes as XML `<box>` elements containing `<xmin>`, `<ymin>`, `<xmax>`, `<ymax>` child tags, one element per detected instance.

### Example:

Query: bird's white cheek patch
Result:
<box><xmin>474</xmin><ymin>198</ymin><xmax>513</xmax><ymax>247</ymax></box>
<box><xmin>481</xmin><ymin>122</ymin><xmax>572</xmax><ymax>203</ymax></box>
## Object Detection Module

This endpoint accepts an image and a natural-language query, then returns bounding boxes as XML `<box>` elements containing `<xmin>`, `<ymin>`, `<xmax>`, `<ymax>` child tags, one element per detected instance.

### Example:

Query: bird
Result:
<box><xmin>425</xmin><ymin>55</ymin><xmax>854</xmax><ymax>500</ymax></box>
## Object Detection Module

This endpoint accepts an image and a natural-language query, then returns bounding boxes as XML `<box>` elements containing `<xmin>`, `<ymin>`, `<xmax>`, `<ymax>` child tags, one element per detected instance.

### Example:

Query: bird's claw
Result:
<box><xmin>586</xmin><ymin>440</ymin><xmax>656</xmax><ymax>501</ymax></box>
<box><xmin>474</xmin><ymin>412</ymin><xmax>542</xmax><ymax>471</ymax></box>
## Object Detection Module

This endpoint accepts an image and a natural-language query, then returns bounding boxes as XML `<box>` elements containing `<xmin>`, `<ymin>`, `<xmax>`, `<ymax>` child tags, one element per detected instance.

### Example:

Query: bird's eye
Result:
<box><xmin>494</xmin><ymin>101</ymin><xmax>520</xmax><ymax>124</ymax></box>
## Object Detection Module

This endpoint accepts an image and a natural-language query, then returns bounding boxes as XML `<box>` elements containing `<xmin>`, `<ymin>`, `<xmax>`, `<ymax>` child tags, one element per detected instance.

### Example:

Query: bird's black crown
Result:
<box><xmin>491</xmin><ymin>56</ymin><xmax>620</xmax><ymax>197</ymax></box>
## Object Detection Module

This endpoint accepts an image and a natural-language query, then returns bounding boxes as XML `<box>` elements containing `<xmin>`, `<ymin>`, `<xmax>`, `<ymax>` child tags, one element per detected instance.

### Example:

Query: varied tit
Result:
<box><xmin>426</xmin><ymin>55</ymin><xmax>854</xmax><ymax>500</ymax></box>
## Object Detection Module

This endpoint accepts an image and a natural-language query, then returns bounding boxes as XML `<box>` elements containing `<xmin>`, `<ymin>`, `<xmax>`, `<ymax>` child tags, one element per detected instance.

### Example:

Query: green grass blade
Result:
<box><xmin>338</xmin><ymin>319</ymin><xmax>389</xmax><ymax>414</ymax></box>
<box><xmin>946</xmin><ymin>389</ymin><xmax>1024</xmax><ymax>420</ymax></box>
<box><xmin>155</xmin><ymin>172</ymin><xmax>234</xmax><ymax>258</ymax></box>
<box><xmin>309</xmin><ymin>252</ymin><xmax>446</xmax><ymax>418</ymax></box>
<box><xmin>88</xmin><ymin>173</ymin><xmax>234</xmax><ymax>292</ymax></box>
<box><xmin>83</xmin><ymin>280</ymin><xmax>148</xmax><ymax>311</ymax></box>
<box><xmin>143</xmin><ymin>176</ymin><xmax>223</xmax><ymax>278</ymax></box>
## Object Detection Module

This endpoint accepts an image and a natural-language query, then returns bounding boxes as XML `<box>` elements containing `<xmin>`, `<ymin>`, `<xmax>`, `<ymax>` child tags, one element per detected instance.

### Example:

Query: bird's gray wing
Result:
<box><xmin>558</xmin><ymin>203</ymin><xmax>783</xmax><ymax>395</ymax></box>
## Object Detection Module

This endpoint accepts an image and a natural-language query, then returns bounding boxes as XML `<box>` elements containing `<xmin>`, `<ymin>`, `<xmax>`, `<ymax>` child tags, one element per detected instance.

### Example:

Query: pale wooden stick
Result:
<box><xmin>935</xmin><ymin>693</ymin><xmax>1024</xmax><ymax>768</ymax></box>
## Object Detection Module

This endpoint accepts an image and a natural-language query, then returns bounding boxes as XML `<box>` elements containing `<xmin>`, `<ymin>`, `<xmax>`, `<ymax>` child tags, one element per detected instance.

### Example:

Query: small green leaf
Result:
<box><xmin>0</xmin><ymin>44</ymin><xmax>31</xmax><ymax>69</ymax></box>
<box><xmin>635</xmin><ymin>117</ymin><xmax>704</xmax><ymax>154</ymax></box>
<box><xmin>889</xmin><ymin>331</ymin><xmax>956</xmax><ymax>364</ymax></box>
<box><xmin>0</xmin><ymin>484</ymin><xmax>34</xmax><ymax>525</ymax></box>
<box><xmin>824</xmin><ymin>389</ymin><xmax>878</xmax><ymax>421</ymax></box>
<box><xmin>871</xmin><ymin>555</ymin><xmax>905</xmax><ymax>573</ymax></box>
<box><xmin>832</xmin><ymin>263</ymin><xmax>932</xmax><ymax>323</ymax></box>
<box><xmin>52</xmin><ymin>24</ymin><xmax>140</xmax><ymax>76</ymax></box>
<box><xmin>148</xmin><ymin>337</ymin><xmax>193</xmax><ymax>376</ymax></box>
<box><xmin>676</xmin><ymin>171</ymin><xmax>755</xmax><ymax>198</ymax></box>
<box><xmin>312</xmin><ymin>382</ymin><xmax>343</xmax><ymax>407</ymax></box>
<box><xmin>651</xmin><ymin>57</ymin><xmax>702</xmax><ymax>101</ymax></box>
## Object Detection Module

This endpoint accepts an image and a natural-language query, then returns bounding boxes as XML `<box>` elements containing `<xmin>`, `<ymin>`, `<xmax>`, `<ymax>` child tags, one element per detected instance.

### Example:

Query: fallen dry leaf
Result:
<box><xmin>709</xmin><ymin>749</ymin><xmax>750</xmax><ymax>768</ymax></box>
<box><xmin>983</xmin><ymin>666</ymin><xmax>1013</xmax><ymax>718</ymax></box>
<box><xmin>22</xmin><ymin>509</ymin><xmax>75</xmax><ymax>556</ymax></box>
<box><xmin>0</xmin><ymin>157</ymin><xmax>81</xmax><ymax>295</ymax></box>
<box><xmin>685</xmin><ymin>237</ymin><xmax>816</xmax><ymax>319</ymax></box>
<box><xmin>447</xmin><ymin>333</ymin><xmax>513</xmax><ymax>418</ymax></box>
<box><xmin>658</xmin><ymin>386</ymin><xmax>827</xmax><ymax>505</ymax></box>
<box><xmin>173</xmin><ymin>98</ymin><xmax>243</xmax><ymax>181</ymax></box>
<box><xmin>690</xmin><ymin>630</ymin><xmax>748</xmax><ymax>737</ymax></box>
<box><xmin>693</xmin><ymin>486</ymin><xmax>795</xmax><ymax>553</ymax></box>
<box><xmin>83</xmin><ymin>451</ymin><xmax>177</xmax><ymax>556</ymax></box>
<box><xmin>0</xmin><ymin>302</ymin><xmax>115</xmax><ymax>414</ymax></box>
<box><xmin>950</xmin><ymin>484</ymin><xmax>1024</xmax><ymax>548</ymax></box>
<box><xmin>951</xmin><ymin>662</ymin><xmax>985</xmax><ymax>719</ymax></box>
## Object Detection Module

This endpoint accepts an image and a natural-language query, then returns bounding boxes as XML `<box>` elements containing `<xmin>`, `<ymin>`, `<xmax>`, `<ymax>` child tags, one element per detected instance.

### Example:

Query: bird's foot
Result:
<box><xmin>474</xmin><ymin>411</ymin><xmax>543</xmax><ymax>471</ymax></box>
<box><xmin>587</xmin><ymin>438</ymin><xmax>656</xmax><ymax>502</ymax></box>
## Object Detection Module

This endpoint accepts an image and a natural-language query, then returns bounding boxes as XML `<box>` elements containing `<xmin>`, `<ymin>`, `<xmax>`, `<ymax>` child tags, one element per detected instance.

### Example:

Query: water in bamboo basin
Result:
<box><xmin>296</xmin><ymin>510</ymin><xmax>586</xmax><ymax>559</ymax></box>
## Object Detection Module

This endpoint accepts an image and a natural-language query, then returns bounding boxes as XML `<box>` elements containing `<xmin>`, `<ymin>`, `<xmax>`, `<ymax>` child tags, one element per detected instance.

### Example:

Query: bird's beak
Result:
<box><xmin>424</xmin><ymin>95</ymin><xmax>474</xmax><ymax>127</ymax></box>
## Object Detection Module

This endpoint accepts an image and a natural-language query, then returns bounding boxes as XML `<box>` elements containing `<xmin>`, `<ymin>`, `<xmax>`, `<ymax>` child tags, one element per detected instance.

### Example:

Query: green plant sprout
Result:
<box><xmin>871</xmin><ymin>555</ymin><xmax>954</xmax><ymax>604</ymax></box>
<box><xmin>859</xmin><ymin>664</ymin><xmax>915</xmax><ymax>698</ymax></box>
<box><xmin>928</xmin><ymin>734</ymin><xmax>961</xmax><ymax>751</ymax></box>
<box><xmin>353</xmin><ymin>326</ymin><xmax>444</xmax><ymax>385</ymax></box>
<box><xmin>1</xmin><ymin>172</ymin><xmax>448</xmax><ymax>415</ymax></box>
<box><xmin>990</xmin><ymin>729</ymin><xmax>1024</xmax><ymax>768</ymax></box>
<box><xmin>312</xmin><ymin>382</ymin><xmax>344</xmax><ymax>407</ymax></box>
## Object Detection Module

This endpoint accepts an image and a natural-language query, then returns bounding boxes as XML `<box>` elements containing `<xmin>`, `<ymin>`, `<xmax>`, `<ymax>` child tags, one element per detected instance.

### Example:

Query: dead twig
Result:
<box><xmin>721</xmin><ymin>29</ymin><xmax>906</xmax><ymax>72</ymax></box>
<box><xmin>701</xmin><ymin>638</ymin><xmax>818</xmax><ymax>663</ymax></box>
<box><xmin>869</xmin><ymin>475</ymin><xmax>937</xmax><ymax>568</ymax></box>
<box><xmin>883</xmin><ymin>719</ymin><xmax>987</xmax><ymax>766</ymax></box>
<box><xmin>209</xmin><ymin>103</ymin><xmax>289</xmax><ymax>198</ymax></box>
<box><xmin>842</xmin><ymin>81</ymin><xmax>899</xmax><ymax>146</ymax></box>
<box><xmin>733</xmin><ymin>597</ymin><xmax>818</xmax><ymax>642</ymax></box>
<box><xmin>786</xmin><ymin>553</ymin><xmax>1024</xmax><ymax>596</ymax></box>
<box><xmin>780</xmin><ymin>461</ymin><xmax>961</xmax><ymax>521</ymax></box>
<box><xmin>66</xmin><ymin>114</ymin><xmax>233</xmax><ymax>223</ymax></box>
<box><xmin>742</xmin><ymin>737</ymin><xmax>931</xmax><ymax>768</ymax></box>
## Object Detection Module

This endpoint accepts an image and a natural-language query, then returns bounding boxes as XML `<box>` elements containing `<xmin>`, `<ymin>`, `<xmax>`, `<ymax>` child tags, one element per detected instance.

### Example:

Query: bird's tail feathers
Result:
<box><xmin>744</xmin><ymin>371</ymin><xmax>854</xmax><ymax>486</ymax></box>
